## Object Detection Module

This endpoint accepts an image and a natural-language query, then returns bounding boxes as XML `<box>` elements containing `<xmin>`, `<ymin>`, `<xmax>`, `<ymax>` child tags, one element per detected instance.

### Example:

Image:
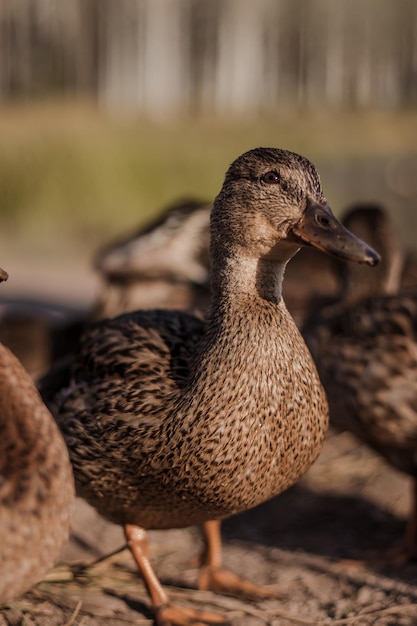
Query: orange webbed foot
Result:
<box><xmin>198</xmin><ymin>565</ymin><xmax>278</xmax><ymax>600</ymax></box>
<box><xmin>198</xmin><ymin>520</ymin><xmax>279</xmax><ymax>601</ymax></box>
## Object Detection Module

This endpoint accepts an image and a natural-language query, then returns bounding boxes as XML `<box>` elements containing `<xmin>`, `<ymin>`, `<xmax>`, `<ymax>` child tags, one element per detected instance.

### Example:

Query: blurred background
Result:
<box><xmin>0</xmin><ymin>0</ymin><xmax>416</xmax><ymax>307</ymax></box>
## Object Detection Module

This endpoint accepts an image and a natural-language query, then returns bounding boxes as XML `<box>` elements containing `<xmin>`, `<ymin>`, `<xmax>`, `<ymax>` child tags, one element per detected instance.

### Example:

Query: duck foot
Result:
<box><xmin>156</xmin><ymin>604</ymin><xmax>230</xmax><ymax>626</ymax></box>
<box><xmin>199</xmin><ymin>520</ymin><xmax>278</xmax><ymax>600</ymax></box>
<box><xmin>125</xmin><ymin>524</ymin><xmax>231</xmax><ymax>626</ymax></box>
<box><xmin>198</xmin><ymin>566</ymin><xmax>277</xmax><ymax>600</ymax></box>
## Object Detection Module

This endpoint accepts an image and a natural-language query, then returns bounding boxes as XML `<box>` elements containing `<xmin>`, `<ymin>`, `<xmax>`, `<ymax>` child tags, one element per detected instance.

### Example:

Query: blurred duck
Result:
<box><xmin>282</xmin><ymin>246</ymin><xmax>339</xmax><ymax>326</ymax></box>
<box><xmin>40</xmin><ymin>148</ymin><xmax>378</xmax><ymax>626</ymax></box>
<box><xmin>303</xmin><ymin>203</ymin><xmax>417</xmax><ymax>558</ymax></box>
<box><xmin>336</xmin><ymin>203</ymin><xmax>404</xmax><ymax>304</ymax></box>
<box><xmin>0</xmin><ymin>267</ymin><xmax>74</xmax><ymax>604</ymax></box>
<box><xmin>92</xmin><ymin>198</ymin><xmax>211</xmax><ymax>318</ymax></box>
<box><xmin>0</xmin><ymin>301</ymin><xmax>85</xmax><ymax>379</ymax></box>
<box><xmin>0</xmin><ymin>199</ymin><xmax>210</xmax><ymax>378</ymax></box>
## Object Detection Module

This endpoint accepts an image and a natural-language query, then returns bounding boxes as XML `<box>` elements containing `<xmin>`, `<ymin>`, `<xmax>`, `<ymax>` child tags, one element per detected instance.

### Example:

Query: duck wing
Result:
<box><xmin>40</xmin><ymin>309</ymin><xmax>205</xmax><ymax>427</ymax></box>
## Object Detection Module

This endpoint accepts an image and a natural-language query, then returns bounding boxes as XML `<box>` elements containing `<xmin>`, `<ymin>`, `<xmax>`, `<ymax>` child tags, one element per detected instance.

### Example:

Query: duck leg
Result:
<box><xmin>124</xmin><ymin>524</ymin><xmax>229</xmax><ymax>626</ymax></box>
<box><xmin>197</xmin><ymin>520</ymin><xmax>276</xmax><ymax>599</ymax></box>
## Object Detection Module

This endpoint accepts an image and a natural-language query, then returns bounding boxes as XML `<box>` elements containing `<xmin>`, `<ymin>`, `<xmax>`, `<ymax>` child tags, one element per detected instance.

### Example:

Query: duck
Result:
<box><xmin>281</xmin><ymin>246</ymin><xmax>340</xmax><ymax>326</ymax></box>
<box><xmin>0</xmin><ymin>300</ymin><xmax>85</xmax><ymax>379</ymax></box>
<box><xmin>0</xmin><ymin>199</ymin><xmax>210</xmax><ymax>381</ymax></box>
<box><xmin>39</xmin><ymin>148</ymin><xmax>378</xmax><ymax>626</ymax></box>
<box><xmin>303</xmin><ymin>203</ymin><xmax>417</xmax><ymax>559</ymax></box>
<box><xmin>92</xmin><ymin>198</ymin><xmax>211</xmax><ymax>319</ymax></box>
<box><xmin>0</xmin><ymin>267</ymin><xmax>74</xmax><ymax>604</ymax></box>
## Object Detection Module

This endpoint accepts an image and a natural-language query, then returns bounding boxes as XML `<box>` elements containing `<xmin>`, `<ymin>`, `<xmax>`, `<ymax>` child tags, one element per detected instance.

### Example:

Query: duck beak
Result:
<box><xmin>291</xmin><ymin>200</ymin><xmax>380</xmax><ymax>265</ymax></box>
<box><xmin>0</xmin><ymin>267</ymin><xmax>8</xmax><ymax>282</ymax></box>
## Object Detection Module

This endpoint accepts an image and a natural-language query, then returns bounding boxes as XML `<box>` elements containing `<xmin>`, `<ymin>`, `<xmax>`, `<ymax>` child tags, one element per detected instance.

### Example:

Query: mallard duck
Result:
<box><xmin>40</xmin><ymin>148</ymin><xmax>378</xmax><ymax>626</ymax></box>
<box><xmin>303</xmin><ymin>203</ymin><xmax>417</xmax><ymax>558</ymax></box>
<box><xmin>0</xmin><ymin>269</ymin><xmax>74</xmax><ymax>604</ymax></box>
<box><xmin>282</xmin><ymin>246</ymin><xmax>339</xmax><ymax>326</ymax></box>
<box><xmin>0</xmin><ymin>200</ymin><xmax>209</xmax><ymax>379</ymax></box>
<box><xmin>93</xmin><ymin>198</ymin><xmax>211</xmax><ymax>318</ymax></box>
<box><xmin>335</xmin><ymin>203</ymin><xmax>404</xmax><ymax>305</ymax></box>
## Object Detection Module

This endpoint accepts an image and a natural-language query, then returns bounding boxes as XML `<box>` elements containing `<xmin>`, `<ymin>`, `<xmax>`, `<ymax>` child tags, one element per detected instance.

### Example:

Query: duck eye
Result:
<box><xmin>261</xmin><ymin>171</ymin><xmax>280</xmax><ymax>185</ymax></box>
<box><xmin>315</xmin><ymin>213</ymin><xmax>331</xmax><ymax>228</ymax></box>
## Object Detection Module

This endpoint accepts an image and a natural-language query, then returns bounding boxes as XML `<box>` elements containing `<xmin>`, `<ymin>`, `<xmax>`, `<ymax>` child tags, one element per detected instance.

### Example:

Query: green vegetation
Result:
<box><xmin>0</xmin><ymin>101</ymin><xmax>416</xmax><ymax>263</ymax></box>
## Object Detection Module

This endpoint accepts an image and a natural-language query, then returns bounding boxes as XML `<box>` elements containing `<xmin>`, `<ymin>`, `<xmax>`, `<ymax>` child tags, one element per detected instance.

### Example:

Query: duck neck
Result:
<box><xmin>210</xmin><ymin>253</ymin><xmax>288</xmax><ymax>308</ymax></box>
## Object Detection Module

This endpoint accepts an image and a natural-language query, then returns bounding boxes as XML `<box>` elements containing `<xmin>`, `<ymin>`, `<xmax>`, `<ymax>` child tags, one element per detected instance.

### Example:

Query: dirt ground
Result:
<box><xmin>1</xmin><ymin>427</ymin><xmax>417</xmax><ymax>626</ymax></box>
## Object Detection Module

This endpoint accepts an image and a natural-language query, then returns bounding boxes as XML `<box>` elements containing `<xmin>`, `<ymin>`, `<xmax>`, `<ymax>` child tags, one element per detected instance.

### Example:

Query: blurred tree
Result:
<box><xmin>0</xmin><ymin>0</ymin><xmax>416</xmax><ymax>114</ymax></box>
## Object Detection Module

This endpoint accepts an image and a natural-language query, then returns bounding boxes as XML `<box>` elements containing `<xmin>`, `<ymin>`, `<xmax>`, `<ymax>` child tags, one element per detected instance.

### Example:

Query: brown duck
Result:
<box><xmin>93</xmin><ymin>197</ymin><xmax>211</xmax><ymax>318</ymax></box>
<box><xmin>304</xmin><ymin>203</ymin><xmax>417</xmax><ymax>559</ymax></box>
<box><xmin>0</xmin><ymin>266</ymin><xmax>74</xmax><ymax>604</ymax></box>
<box><xmin>40</xmin><ymin>148</ymin><xmax>378</xmax><ymax>626</ymax></box>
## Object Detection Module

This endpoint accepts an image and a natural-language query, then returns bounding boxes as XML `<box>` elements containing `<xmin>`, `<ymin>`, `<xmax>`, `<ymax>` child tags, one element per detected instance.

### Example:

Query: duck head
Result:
<box><xmin>211</xmin><ymin>147</ymin><xmax>380</xmax><ymax>267</ymax></box>
<box><xmin>337</xmin><ymin>203</ymin><xmax>402</xmax><ymax>304</ymax></box>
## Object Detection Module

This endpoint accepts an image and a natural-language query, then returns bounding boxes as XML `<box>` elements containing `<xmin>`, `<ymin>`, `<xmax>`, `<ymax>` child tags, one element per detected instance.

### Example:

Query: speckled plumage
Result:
<box><xmin>40</xmin><ymin>148</ymin><xmax>378</xmax><ymax>624</ymax></box>
<box><xmin>304</xmin><ymin>205</ymin><xmax>417</xmax><ymax>555</ymax></box>
<box><xmin>0</xmin><ymin>342</ymin><xmax>74</xmax><ymax>604</ymax></box>
<box><xmin>46</xmin><ymin>302</ymin><xmax>327</xmax><ymax>530</ymax></box>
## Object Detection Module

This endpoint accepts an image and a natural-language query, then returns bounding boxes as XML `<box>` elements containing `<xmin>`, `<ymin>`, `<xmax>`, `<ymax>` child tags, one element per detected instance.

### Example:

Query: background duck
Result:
<box><xmin>0</xmin><ymin>268</ymin><xmax>74</xmax><ymax>604</ymax></box>
<box><xmin>40</xmin><ymin>148</ymin><xmax>378</xmax><ymax>626</ymax></box>
<box><xmin>92</xmin><ymin>197</ymin><xmax>212</xmax><ymax>319</ymax></box>
<box><xmin>0</xmin><ymin>199</ymin><xmax>211</xmax><ymax>381</ymax></box>
<box><xmin>303</xmin><ymin>203</ymin><xmax>417</xmax><ymax>559</ymax></box>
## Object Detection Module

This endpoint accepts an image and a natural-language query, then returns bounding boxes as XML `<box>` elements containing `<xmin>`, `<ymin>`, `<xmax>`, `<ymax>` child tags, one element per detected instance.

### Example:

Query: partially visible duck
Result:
<box><xmin>303</xmin><ymin>203</ymin><xmax>417</xmax><ymax>558</ymax></box>
<box><xmin>0</xmin><ymin>268</ymin><xmax>74</xmax><ymax>604</ymax></box>
<box><xmin>282</xmin><ymin>246</ymin><xmax>339</xmax><ymax>326</ymax></box>
<box><xmin>0</xmin><ymin>199</ymin><xmax>211</xmax><ymax>379</ymax></box>
<box><xmin>336</xmin><ymin>203</ymin><xmax>403</xmax><ymax>305</ymax></box>
<box><xmin>0</xmin><ymin>301</ymin><xmax>85</xmax><ymax>379</ymax></box>
<box><xmin>40</xmin><ymin>148</ymin><xmax>378</xmax><ymax>626</ymax></box>
<box><xmin>93</xmin><ymin>198</ymin><xmax>211</xmax><ymax>318</ymax></box>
